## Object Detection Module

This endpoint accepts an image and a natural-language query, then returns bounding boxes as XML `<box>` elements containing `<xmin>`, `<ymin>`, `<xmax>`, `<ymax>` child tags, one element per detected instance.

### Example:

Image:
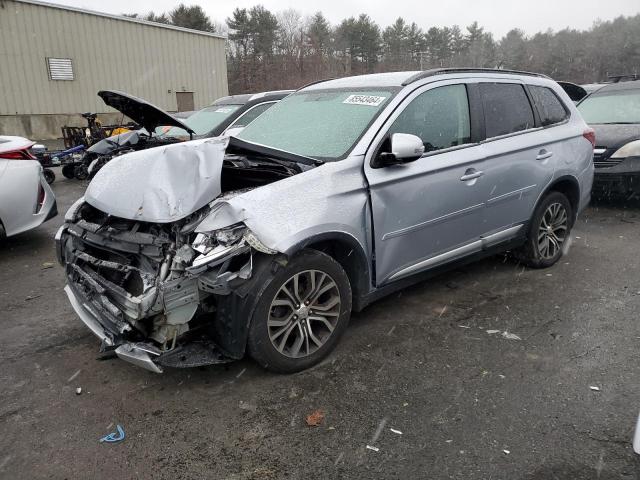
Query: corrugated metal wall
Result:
<box><xmin>0</xmin><ymin>0</ymin><xmax>229</xmax><ymax>115</ymax></box>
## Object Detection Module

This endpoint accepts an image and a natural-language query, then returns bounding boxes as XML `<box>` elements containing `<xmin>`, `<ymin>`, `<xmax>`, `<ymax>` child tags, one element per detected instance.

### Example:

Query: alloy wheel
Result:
<box><xmin>538</xmin><ymin>202</ymin><xmax>568</xmax><ymax>260</ymax></box>
<box><xmin>268</xmin><ymin>269</ymin><xmax>341</xmax><ymax>358</ymax></box>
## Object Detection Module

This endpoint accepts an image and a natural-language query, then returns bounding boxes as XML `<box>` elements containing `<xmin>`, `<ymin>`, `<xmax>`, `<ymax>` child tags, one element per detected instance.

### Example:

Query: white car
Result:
<box><xmin>0</xmin><ymin>136</ymin><xmax>57</xmax><ymax>238</ymax></box>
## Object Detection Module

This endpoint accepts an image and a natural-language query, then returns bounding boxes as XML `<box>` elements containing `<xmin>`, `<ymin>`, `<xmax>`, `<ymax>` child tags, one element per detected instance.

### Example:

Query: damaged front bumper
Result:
<box><xmin>58</xmin><ymin>210</ymin><xmax>264</xmax><ymax>373</ymax></box>
<box><xmin>64</xmin><ymin>284</ymin><xmax>163</xmax><ymax>372</ymax></box>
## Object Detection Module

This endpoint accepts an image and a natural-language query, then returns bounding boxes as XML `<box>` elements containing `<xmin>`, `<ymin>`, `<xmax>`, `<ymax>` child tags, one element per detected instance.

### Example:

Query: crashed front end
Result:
<box><xmin>56</xmin><ymin>200</ymin><xmax>274</xmax><ymax>373</ymax></box>
<box><xmin>55</xmin><ymin>138</ymin><xmax>302</xmax><ymax>373</ymax></box>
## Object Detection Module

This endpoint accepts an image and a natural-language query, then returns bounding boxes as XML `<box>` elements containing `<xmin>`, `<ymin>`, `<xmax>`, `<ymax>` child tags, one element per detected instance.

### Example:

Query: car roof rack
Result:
<box><xmin>607</xmin><ymin>73</ymin><xmax>639</xmax><ymax>83</ymax></box>
<box><xmin>402</xmin><ymin>68</ymin><xmax>550</xmax><ymax>86</ymax></box>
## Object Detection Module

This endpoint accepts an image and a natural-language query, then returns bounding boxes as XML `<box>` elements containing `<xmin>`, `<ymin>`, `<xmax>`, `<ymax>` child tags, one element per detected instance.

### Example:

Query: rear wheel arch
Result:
<box><xmin>538</xmin><ymin>175</ymin><xmax>580</xmax><ymax>225</ymax></box>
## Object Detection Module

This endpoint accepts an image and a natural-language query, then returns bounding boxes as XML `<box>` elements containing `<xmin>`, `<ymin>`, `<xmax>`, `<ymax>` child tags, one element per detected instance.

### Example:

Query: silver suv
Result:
<box><xmin>57</xmin><ymin>68</ymin><xmax>594</xmax><ymax>373</ymax></box>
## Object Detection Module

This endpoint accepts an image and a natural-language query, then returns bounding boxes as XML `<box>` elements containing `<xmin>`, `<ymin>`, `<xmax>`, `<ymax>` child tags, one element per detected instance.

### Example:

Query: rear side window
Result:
<box><xmin>388</xmin><ymin>84</ymin><xmax>471</xmax><ymax>153</ymax></box>
<box><xmin>480</xmin><ymin>83</ymin><xmax>535</xmax><ymax>138</ymax></box>
<box><xmin>529</xmin><ymin>86</ymin><xmax>569</xmax><ymax>126</ymax></box>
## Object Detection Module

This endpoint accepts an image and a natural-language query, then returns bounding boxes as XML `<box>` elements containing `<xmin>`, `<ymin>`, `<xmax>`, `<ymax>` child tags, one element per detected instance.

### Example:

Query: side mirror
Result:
<box><xmin>374</xmin><ymin>133</ymin><xmax>425</xmax><ymax>168</ymax></box>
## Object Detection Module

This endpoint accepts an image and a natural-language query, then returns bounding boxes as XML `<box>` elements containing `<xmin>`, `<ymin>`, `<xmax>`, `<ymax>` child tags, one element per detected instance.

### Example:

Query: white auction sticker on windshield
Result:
<box><xmin>343</xmin><ymin>95</ymin><xmax>386</xmax><ymax>107</ymax></box>
<box><xmin>215</xmin><ymin>107</ymin><xmax>234</xmax><ymax>113</ymax></box>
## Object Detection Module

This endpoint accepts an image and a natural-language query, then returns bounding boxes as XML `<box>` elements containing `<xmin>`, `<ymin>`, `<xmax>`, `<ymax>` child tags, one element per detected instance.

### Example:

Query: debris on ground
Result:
<box><xmin>366</xmin><ymin>445</ymin><xmax>380</xmax><ymax>452</ymax></box>
<box><xmin>75</xmin><ymin>387</ymin><xmax>82</xmax><ymax>395</ymax></box>
<box><xmin>238</xmin><ymin>401</ymin><xmax>257</xmax><ymax>412</ymax></box>
<box><xmin>390</xmin><ymin>428</ymin><xmax>403</xmax><ymax>435</ymax></box>
<box><xmin>590</xmin><ymin>386</ymin><xmax>601</xmax><ymax>392</ymax></box>
<box><xmin>503</xmin><ymin>449</ymin><xmax>510</xmax><ymax>455</ymax></box>
<box><xmin>99</xmin><ymin>425</ymin><xmax>125</xmax><ymax>444</ymax></box>
<box><xmin>305</xmin><ymin>409</ymin><xmax>324</xmax><ymax>427</ymax></box>
<box><xmin>501</xmin><ymin>331</ymin><xmax>522</xmax><ymax>341</ymax></box>
<box><xmin>41</xmin><ymin>262</ymin><xmax>54</xmax><ymax>269</ymax></box>
<box><xmin>67</xmin><ymin>369</ymin><xmax>81</xmax><ymax>383</ymax></box>
<box><xmin>24</xmin><ymin>294</ymin><xmax>41</xmax><ymax>301</ymax></box>
<box><xmin>486</xmin><ymin>329</ymin><xmax>501</xmax><ymax>334</ymax></box>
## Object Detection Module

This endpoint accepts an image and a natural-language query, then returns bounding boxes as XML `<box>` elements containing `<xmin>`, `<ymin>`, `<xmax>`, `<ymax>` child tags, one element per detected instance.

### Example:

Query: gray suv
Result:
<box><xmin>57</xmin><ymin>68</ymin><xmax>594</xmax><ymax>374</ymax></box>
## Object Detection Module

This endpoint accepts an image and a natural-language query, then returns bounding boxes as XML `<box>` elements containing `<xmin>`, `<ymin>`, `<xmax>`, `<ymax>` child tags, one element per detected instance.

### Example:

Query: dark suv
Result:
<box><xmin>577</xmin><ymin>80</ymin><xmax>640</xmax><ymax>197</ymax></box>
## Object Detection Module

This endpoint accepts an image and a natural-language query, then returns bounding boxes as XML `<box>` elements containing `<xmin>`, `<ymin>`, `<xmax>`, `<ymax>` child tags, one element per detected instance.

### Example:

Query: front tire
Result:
<box><xmin>247</xmin><ymin>249</ymin><xmax>352</xmax><ymax>373</ymax></box>
<box><xmin>516</xmin><ymin>191</ymin><xmax>573</xmax><ymax>268</ymax></box>
<box><xmin>62</xmin><ymin>164</ymin><xmax>76</xmax><ymax>179</ymax></box>
<box><xmin>74</xmin><ymin>165</ymin><xmax>88</xmax><ymax>180</ymax></box>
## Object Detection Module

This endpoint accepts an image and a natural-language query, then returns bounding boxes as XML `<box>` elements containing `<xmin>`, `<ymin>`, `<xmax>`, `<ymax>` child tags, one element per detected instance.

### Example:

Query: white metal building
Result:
<box><xmin>0</xmin><ymin>0</ymin><xmax>229</xmax><ymax>139</ymax></box>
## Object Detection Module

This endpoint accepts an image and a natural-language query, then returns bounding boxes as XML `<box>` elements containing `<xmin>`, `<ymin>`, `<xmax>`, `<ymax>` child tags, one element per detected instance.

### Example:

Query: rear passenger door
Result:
<box><xmin>478</xmin><ymin>81</ymin><xmax>557</xmax><ymax>234</ymax></box>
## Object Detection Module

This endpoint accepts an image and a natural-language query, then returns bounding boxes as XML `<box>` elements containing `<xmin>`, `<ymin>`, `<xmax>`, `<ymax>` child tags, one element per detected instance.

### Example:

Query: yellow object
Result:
<box><xmin>110</xmin><ymin>127</ymin><xmax>131</xmax><ymax>136</ymax></box>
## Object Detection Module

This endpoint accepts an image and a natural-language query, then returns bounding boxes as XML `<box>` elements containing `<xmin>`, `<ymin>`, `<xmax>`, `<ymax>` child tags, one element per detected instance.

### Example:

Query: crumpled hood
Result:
<box><xmin>86</xmin><ymin>130</ymin><xmax>143</xmax><ymax>155</ymax></box>
<box><xmin>85</xmin><ymin>138</ymin><xmax>226</xmax><ymax>223</ymax></box>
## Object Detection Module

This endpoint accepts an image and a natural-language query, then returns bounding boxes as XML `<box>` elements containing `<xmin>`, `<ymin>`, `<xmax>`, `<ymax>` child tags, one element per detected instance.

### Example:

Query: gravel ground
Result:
<box><xmin>1</xmin><ymin>175</ymin><xmax>639</xmax><ymax>479</ymax></box>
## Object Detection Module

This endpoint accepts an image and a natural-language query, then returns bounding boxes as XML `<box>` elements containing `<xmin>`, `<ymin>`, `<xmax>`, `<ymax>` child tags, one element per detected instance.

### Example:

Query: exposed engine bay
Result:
<box><xmin>58</xmin><ymin>138</ymin><xmax>314</xmax><ymax>372</ymax></box>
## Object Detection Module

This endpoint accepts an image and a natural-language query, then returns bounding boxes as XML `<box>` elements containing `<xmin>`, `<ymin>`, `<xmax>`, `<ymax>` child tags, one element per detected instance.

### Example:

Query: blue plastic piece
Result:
<box><xmin>99</xmin><ymin>424</ymin><xmax>125</xmax><ymax>443</ymax></box>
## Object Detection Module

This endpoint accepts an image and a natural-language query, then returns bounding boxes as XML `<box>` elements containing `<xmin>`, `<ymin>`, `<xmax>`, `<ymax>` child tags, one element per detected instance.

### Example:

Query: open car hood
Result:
<box><xmin>98</xmin><ymin>90</ymin><xmax>195</xmax><ymax>136</ymax></box>
<box><xmin>85</xmin><ymin>138</ymin><xmax>224</xmax><ymax>223</ymax></box>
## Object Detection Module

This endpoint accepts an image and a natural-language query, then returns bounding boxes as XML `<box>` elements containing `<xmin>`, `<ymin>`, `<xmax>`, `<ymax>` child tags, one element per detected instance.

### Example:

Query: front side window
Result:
<box><xmin>480</xmin><ymin>83</ymin><xmax>535</xmax><ymax>138</ymax></box>
<box><xmin>529</xmin><ymin>85</ymin><xmax>569</xmax><ymax>126</ymax></box>
<box><xmin>237</xmin><ymin>88</ymin><xmax>397</xmax><ymax>160</ymax></box>
<box><xmin>577</xmin><ymin>89</ymin><xmax>640</xmax><ymax>124</ymax></box>
<box><xmin>388</xmin><ymin>84</ymin><xmax>471</xmax><ymax>153</ymax></box>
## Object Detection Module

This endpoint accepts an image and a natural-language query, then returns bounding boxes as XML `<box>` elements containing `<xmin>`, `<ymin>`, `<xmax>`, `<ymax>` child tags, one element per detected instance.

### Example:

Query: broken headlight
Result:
<box><xmin>189</xmin><ymin>223</ymin><xmax>275</xmax><ymax>272</ymax></box>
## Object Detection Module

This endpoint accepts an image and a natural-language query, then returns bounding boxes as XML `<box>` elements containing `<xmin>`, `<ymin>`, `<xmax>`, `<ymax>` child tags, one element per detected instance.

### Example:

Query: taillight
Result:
<box><xmin>583</xmin><ymin>129</ymin><xmax>596</xmax><ymax>148</ymax></box>
<box><xmin>36</xmin><ymin>182</ymin><xmax>45</xmax><ymax>213</ymax></box>
<box><xmin>0</xmin><ymin>148</ymin><xmax>36</xmax><ymax>160</ymax></box>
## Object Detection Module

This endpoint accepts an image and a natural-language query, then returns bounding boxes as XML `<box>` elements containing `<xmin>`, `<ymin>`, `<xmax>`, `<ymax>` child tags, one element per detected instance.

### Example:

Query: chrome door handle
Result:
<box><xmin>536</xmin><ymin>150</ymin><xmax>553</xmax><ymax>161</ymax></box>
<box><xmin>460</xmin><ymin>169</ymin><xmax>484</xmax><ymax>181</ymax></box>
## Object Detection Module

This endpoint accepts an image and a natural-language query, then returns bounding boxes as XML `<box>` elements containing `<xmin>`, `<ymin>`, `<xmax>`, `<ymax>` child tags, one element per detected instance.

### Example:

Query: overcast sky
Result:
<box><xmin>49</xmin><ymin>0</ymin><xmax>640</xmax><ymax>38</ymax></box>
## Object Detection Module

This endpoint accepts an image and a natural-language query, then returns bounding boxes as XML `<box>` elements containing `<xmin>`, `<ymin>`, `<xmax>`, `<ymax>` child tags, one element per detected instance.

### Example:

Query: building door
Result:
<box><xmin>176</xmin><ymin>92</ymin><xmax>194</xmax><ymax>112</ymax></box>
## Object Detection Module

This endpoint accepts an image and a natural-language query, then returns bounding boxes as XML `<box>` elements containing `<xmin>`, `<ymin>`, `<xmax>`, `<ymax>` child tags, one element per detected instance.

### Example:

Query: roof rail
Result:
<box><xmin>402</xmin><ymin>68</ymin><xmax>550</xmax><ymax>86</ymax></box>
<box><xmin>296</xmin><ymin>77</ymin><xmax>336</xmax><ymax>91</ymax></box>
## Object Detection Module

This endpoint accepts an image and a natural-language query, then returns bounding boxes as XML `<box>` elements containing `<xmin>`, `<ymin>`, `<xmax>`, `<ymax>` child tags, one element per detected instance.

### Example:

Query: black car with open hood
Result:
<box><xmin>65</xmin><ymin>90</ymin><xmax>292</xmax><ymax>180</ymax></box>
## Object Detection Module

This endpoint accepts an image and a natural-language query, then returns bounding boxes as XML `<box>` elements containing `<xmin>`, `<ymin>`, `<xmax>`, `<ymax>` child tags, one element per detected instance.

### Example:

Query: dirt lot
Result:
<box><xmin>1</xmin><ymin>175</ymin><xmax>640</xmax><ymax>479</ymax></box>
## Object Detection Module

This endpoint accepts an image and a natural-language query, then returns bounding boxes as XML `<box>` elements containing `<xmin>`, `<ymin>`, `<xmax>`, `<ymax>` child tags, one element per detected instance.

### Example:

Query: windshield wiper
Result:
<box><xmin>227</xmin><ymin>136</ymin><xmax>324</xmax><ymax>167</ymax></box>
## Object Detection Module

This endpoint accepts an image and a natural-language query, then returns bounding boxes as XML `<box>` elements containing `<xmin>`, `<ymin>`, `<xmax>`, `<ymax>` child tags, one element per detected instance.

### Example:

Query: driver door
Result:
<box><xmin>364</xmin><ymin>82</ymin><xmax>489</xmax><ymax>285</ymax></box>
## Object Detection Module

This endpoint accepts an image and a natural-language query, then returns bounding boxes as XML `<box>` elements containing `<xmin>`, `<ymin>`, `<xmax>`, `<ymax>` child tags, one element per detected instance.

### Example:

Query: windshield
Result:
<box><xmin>578</xmin><ymin>89</ymin><xmax>640</xmax><ymax>124</ymax></box>
<box><xmin>161</xmin><ymin>104</ymin><xmax>242</xmax><ymax>137</ymax></box>
<box><xmin>237</xmin><ymin>89</ymin><xmax>397</xmax><ymax>160</ymax></box>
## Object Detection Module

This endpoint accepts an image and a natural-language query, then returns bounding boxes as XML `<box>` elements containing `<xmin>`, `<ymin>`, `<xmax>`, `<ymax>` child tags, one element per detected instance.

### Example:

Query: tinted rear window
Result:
<box><xmin>480</xmin><ymin>83</ymin><xmax>535</xmax><ymax>138</ymax></box>
<box><xmin>529</xmin><ymin>86</ymin><xmax>568</xmax><ymax>126</ymax></box>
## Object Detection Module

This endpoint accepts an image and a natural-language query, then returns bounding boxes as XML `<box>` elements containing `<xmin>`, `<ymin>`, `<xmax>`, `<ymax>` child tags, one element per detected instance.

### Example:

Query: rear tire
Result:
<box><xmin>43</xmin><ymin>168</ymin><xmax>55</xmax><ymax>185</ymax></box>
<box><xmin>247</xmin><ymin>249</ymin><xmax>352</xmax><ymax>373</ymax></box>
<box><xmin>516</xmin><ymin>191</ymin><xmax>573</xmax><ymax>268</ymax></box>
